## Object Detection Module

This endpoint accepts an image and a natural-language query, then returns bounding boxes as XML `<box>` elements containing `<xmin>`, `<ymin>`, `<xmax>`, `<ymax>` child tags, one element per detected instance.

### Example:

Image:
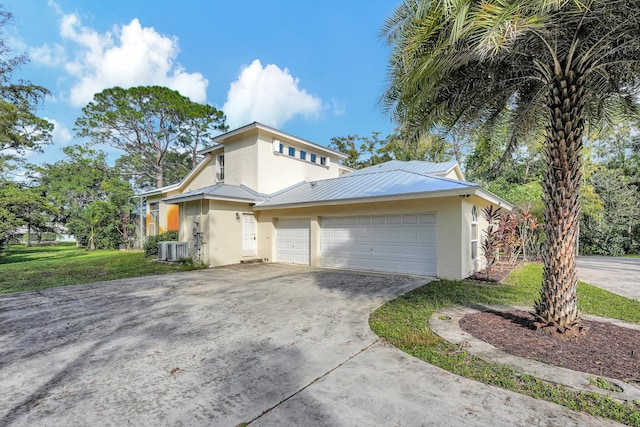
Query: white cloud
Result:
<box><xmin>222</xmin><ymin>59</ymin><xmax>322</xmax><ymax>129</ymax></box>
<box><xmin>52</xmin><ymin>9</ymin><xmax>207</xmax><ymax>106</ymax></box>
<box><xmin>331</xmin><ymin>98</ymin><xmax>347</xmax><ymax>116</ymax></box>
<box><xmin>45</xmin><ymin>118</ymin><xmax>72</xmax><ymax>145</ymax></box>
<box><xmin>29</xmin><ymin>43</ymin><xmax>67</xmax><ymax>67</ymax></box>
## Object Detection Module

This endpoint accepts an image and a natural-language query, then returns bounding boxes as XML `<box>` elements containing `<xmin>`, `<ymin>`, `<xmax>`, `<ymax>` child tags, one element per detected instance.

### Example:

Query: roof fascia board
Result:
<box><xmin>253</xmin><ymin>187</ymin><xmax>512</xmax><ymax>211</ymax></box>
<box><xmin>137</xmin><ymin>184</ymin><xmax>180</xmax><ymax>197</ymax></box>
<box><xmin>213</xmin><ymin>122</ymin><xmax>347</xmax><ymax>159</ymax></box>
<box><xmin>164</xmin><ymin>194</ymin><xmax>260</xmax><ymax>204</ymax></box>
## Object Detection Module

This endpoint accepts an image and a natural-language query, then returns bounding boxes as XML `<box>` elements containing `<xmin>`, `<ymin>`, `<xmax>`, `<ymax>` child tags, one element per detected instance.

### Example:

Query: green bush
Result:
<box><xmin>143</xmin><ymin>230</ymin><xmax>179</xmax><ymax>257</ymax></box>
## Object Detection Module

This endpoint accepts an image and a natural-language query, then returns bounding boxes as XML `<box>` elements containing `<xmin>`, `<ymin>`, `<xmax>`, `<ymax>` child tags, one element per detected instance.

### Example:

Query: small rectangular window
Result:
<box><xmin>310</xmin><ymin>153</ymin><xmax>317</xmax><ymax>163</ymax></box>
<box><xmin>288</xmin><ymin>147</ymin><xmax>295</xmax><ymax>157</ymax></box>
<box><xmin>219</xmin><ymin>154</ymin><xmax>225</xmax><ymax>181</ymax></box>
<box><xmin>300</xmin><ymin>150</ymin><xmax>306</xmax><ymax>160</ymax></box>
<box><xmin>320</xmin><ymin>156</ymin><xmax>327</xmax><ymax>166</ymax></box>
<box><xmin>279</xmin><ymin>143</ymin><xmax>284</xmax><ymax>153</ymax></box>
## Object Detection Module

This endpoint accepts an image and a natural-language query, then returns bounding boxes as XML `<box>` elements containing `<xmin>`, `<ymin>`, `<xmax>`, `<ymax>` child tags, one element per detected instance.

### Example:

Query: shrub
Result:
<box><xmin>143</xmin><ymin>230</ymin><xmax>179</xmax><ymax>257</ymax></box>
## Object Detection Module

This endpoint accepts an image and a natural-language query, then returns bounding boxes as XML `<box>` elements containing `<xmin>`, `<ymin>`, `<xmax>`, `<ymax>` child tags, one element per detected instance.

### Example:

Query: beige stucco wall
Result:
<box><xmin>222</xmin><ymin>132</ymin><xmax>260</xmax><ymax>189</ymax></box>
<box><xmin>461</xmin><ymin>196</ymin><xmax>502</xmax><ymax>277</ymax></box>
<box><xmin>254</xmin><ymin>128</ymin><xmax>341</xmax><ymax>194</ymax></box>
<box><xmin>178</xmin><ymin>199</ymin><xmax>255</xmax><ymax>266</ymax></box>
<box><xmin>255</xmin><ymin>197</ymin><xmax>467</xmax><ymax>280</ymax></box>
<box><xmin>217</xmin><ymin>127</ymin><xmax>342</xmax><ymax>194</ymax></box>
<box><xmin>182</xmin><ymin>153</ymin><xmax>220</xmax><ymax>191</ymax></box>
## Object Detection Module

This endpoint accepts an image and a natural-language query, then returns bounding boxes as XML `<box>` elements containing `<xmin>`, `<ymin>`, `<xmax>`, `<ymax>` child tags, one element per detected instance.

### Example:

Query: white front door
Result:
<box><xmin>242</xmin><ymin>214</ymin><xmax>257</xmax><ymax>257</ymax></box>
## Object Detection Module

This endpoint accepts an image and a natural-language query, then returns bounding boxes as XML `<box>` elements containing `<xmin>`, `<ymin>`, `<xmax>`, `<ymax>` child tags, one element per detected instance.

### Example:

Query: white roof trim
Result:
<box><xmin>253</xmin><ymin>187</ymin><xmax>513</xmax><ymax>211</ymax></box>
<box><xmin>211</xmin><ymin>122</ymin><xmax>347</xmax><ymax>159</ymax></box>
<box><xmin>136</xmin><ymin>183</ymin><xmax>180</xmax><ymax>197</ymax></box>
<box><xmin>135</xmin><ymin>153</ymin><xmax>215</xmax><ymax>197</ymax></box>
<box><xmin>164</xmin><ymin>194</ymin><xmax>259</xmax><ymax>204</ymax></box>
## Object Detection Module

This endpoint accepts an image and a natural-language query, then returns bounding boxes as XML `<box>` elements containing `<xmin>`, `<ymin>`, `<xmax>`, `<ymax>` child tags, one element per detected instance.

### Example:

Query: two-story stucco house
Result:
<box><xmin>137</xmin><ymin>122</ymin><xmax>512</xmax><ymax>280</ymax></box>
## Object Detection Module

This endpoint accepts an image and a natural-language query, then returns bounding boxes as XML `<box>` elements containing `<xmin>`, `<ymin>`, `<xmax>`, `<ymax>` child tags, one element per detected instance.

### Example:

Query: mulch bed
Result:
<box><xmin>466</xmin><ymin>260</ymin><xmax>523</xmax><ymax>283</ymax></box>
<box><xmin>459</xmin><ymin>309</ymin><xmax>640</xmax><ymax>383</ymax></box>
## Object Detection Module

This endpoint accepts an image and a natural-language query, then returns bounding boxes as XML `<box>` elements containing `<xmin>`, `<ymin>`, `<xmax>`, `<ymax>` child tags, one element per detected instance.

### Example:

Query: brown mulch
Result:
<box><xmin>459</xmin><ymin>309</ymin><xmax>640</xmax><ymax>383</ymax></box>
<box><xmin>466</xmin><ymin>260</ymin><xmax>523</xmax><ymax>283</ymax></box>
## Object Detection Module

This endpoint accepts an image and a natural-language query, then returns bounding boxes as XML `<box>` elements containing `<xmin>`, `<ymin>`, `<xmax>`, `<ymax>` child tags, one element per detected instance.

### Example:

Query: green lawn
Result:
<box><xmin>0</xmin><ymin>243</ymin><xmax>206</xmax><ymax>295</ymax></box>
<box><xmin>370</xmin><ymin>263</ymin><xmax>640</xmax><ymax>426</ymax></box>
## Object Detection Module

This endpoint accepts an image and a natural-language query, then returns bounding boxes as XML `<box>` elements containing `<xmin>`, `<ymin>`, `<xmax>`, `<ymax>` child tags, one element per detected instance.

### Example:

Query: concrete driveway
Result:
<box><xmin>0</xmin><ymin>264</ymin><xmax>614</xmax><ymax>426</ymax></box>
<box><xmin>577</xmin><ymin>256</ymin><xmax>640</xmax><ymax>300</ymax></box>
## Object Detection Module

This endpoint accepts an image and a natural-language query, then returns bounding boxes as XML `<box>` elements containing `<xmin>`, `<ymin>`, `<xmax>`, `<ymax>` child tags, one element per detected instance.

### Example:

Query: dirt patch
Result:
<box><xmin>459</xmin><ymin>309</ymin><xmax>640</xmax><ymax>383</ymax></box>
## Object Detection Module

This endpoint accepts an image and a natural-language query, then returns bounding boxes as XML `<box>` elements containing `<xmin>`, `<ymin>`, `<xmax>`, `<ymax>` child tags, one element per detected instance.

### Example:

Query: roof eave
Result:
<box><xmin>253</xmin><ymin>186</ymin><xmax>505</xmax><ymax>210</ymax></box>
<box><xmin>136</xmin><ymin>184</ymin><xmax>181</xmax><ymax>197</ymax></box>
<box><xmin>212</xmin><ymin>122</ymin><xmax>348</xmax><ymax>159</ymax></box>
<box><xmin>163</xmin><ymin>194</ymin><xmax>263</xmax><ymax>204</ymax></box>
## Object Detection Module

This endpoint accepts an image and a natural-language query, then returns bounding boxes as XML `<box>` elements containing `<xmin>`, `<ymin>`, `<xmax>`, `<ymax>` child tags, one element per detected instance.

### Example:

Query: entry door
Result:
<box><xmin>242</xmin><ymin>214</ymin><xmax>257</xmax><ymax>257</ymax></box>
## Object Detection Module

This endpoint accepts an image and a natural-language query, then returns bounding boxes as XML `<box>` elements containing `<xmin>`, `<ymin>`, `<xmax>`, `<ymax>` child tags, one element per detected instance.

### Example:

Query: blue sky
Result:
<box><xmin>4</xmin><ymin>0</ymin><xmax>399</xmax><ymax>168</ymax></box>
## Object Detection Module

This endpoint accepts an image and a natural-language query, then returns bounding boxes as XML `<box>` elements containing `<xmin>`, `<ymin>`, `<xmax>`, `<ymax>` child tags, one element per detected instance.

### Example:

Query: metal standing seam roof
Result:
<box><xmin>254</xmin><ymin>169</ymin><xmax>479</xmax><ymax>208</ymax></box>
<box><xmin>163</xmin><ymin>183</ymin><xmax>268</xmax><ymax>204</ymax></box>
<box><xmin>348</xmin><ymin>160</ymin><xmax>459</xmax><ymax>176</ymax></box>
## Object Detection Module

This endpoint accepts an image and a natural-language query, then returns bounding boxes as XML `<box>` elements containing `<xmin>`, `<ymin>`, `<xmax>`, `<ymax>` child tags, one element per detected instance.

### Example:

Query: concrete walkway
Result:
<box><xmin>577</xmin><ymin>256</ymin><xmax>640</xmax><ymax>300</ymax></box>
<box><xmin>0</xmin><ymin>264</ymin><xmax>616</xmax><ymax>426</ymax></box>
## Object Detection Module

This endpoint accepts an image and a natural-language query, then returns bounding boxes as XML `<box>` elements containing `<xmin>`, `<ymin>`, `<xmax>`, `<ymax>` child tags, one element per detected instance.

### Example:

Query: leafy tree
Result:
<box><xmin>382</xmin><ymin>0</ymin><xmax>640</xmax><ymax>332</ymax></box>
<box><xmin>329</xmin><ymin>133</ymin><xmax>392</xmax><ymax>169</ymax></box>
<box><xmin>0</xmin><ymin>7</ymin><xmax>52</xmax><ymax>175</ymax></box>
<box><xmin>36</xmin><ymin>145</ymin><xmax>134</xmax><ymax>249</ymax></box>
<box><xmin>74</xmin><ymin>86</ymin><xmax>226</xmax><ymax>189</ymax></box>
<box><xmin>179</xmin><ymin>103</ymin><xmax>228</xmax><ymax>168</ymax></box>
<box><xmin>0</xmin><ymin>181</ymin><xmax>56</xmax><ymax>248</ymax></box>
<box><xmin>580</xmin><ymin>167</ymin><xmax>640</xmax><ymax>255</ymax></box>
<box><xmin>383</xmin><ymin>130</ymin><xmax>453</xmax><ymax>162</ymax></box>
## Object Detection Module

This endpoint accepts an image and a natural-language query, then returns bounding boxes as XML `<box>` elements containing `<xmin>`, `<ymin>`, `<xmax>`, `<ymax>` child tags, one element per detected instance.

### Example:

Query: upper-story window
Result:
<box><xmin>219</xmin><ymin>154</ymin><xmax>225</xmax><ymax>181</ymax></box>
<box><xmin>300</xmin><ymin>150</ymin><xmax>307</xmax><ymax>160</ymax></box>
<box><xmin>288</xmin><ymin>147</ymin><xmax>295</xmax><ymax>157</ymax></box>
<box><xmin>320</xmin><ymin>156</ymin><xmax>327</xmax><ymax>166</ymax></box>
<box><xmin>310</xmin><ymin>153</ymin><xmax>317</xmax><ymax>163</ymax></box>
<box><xmin>278</xmin><ymin>143</ymin><xmax>284</xmax><ymax>153</ymax></box>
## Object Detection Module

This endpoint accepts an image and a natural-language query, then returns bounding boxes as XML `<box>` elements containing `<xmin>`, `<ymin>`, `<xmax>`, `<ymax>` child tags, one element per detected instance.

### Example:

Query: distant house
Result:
<box><xmin>136</xmin><ymin>122</ymin><xmax>511</xmax><ymax>279</ymax></box>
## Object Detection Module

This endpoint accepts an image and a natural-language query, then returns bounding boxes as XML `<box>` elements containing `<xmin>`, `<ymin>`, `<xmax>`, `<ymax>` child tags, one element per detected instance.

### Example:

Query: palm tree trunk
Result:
<box><xmin>535</xmin><ymin>65</ymin><xmax>585</xmax><ymax>330</ymax></box>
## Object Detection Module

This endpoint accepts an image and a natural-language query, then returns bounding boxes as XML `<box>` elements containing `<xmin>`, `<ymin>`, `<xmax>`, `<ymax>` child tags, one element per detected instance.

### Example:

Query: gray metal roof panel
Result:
<box><xmin>256</xmin><ymin>170</ymin><xmax>478</xmax><ymax>207</ymax></box>
<box><xmin>349</xmin><ymin>160</ymin><xmax>459</xmax><ymax>176</ymax></box>
<box><xmin>163</xmin><ymin>183</ymin><xmax>268</xmax><ymax>203</ymax></box>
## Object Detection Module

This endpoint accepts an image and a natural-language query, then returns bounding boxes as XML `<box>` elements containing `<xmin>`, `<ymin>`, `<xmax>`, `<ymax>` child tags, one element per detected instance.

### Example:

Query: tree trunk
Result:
<box><xmin>156</xmin><ymin>163</ymin><xmax>163</xmax><ymax>188</ymax></box>
<box><xmin>535</xmin><ymin>65</ymin><xmax>585</xmax><ymax>331</ymax></box>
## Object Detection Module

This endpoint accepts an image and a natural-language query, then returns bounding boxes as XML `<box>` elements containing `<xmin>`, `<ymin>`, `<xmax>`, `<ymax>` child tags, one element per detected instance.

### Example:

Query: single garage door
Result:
<box><xmin>321</xmin><ymin>213</ymin><xmax>436</xmax><ymax>276</ymax></box>
<box><xmin>275</xmin><ymin>218</ymin><xmax>310</xmax><ymax>265</ymax></box>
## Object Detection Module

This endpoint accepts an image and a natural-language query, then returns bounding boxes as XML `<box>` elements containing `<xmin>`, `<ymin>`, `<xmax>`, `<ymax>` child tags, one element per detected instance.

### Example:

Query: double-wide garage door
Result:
<box><xmin>275</xmin><ymin>214</ymin><xmax>437</xmax><ymax>276</ymax></box>
<box><xmin>320</xmin><ymin>214</ymin><xmax>437</xmax><ymax>276</ymax></box>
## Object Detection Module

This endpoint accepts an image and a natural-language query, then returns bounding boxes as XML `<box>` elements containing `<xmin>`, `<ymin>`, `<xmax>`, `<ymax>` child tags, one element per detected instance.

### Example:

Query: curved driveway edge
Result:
<box><xmin>0</xmin><ymin>264</ymin><xmax>619</xmax><ymax>426</ymax></box>
<box><xmin>429</xmin><ymin>305</ymin><xmax>640</xmax><ymax>402</ymax></box>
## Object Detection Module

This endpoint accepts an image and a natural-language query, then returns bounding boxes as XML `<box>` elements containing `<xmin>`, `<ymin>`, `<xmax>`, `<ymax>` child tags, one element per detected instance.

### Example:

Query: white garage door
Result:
<box><xmin>275</xmin><ymin>218</ymin><xmax>310</xmax><ymax>265</ymax></box>
<box><xmin>321</xmin><ymin>213</ymin><xmax>436</xmax><ymax>276</ymax></box>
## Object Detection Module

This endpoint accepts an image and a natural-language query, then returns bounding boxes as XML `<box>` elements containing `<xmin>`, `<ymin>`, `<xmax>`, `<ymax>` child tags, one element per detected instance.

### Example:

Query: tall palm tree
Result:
<box><xmin>382</xmin><ymin>0</ymin><xmax>640</xmax><ymax>332</ymax></box>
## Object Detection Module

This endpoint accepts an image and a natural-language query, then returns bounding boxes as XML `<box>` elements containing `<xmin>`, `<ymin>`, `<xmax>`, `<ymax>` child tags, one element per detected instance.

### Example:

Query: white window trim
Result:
<box><xmin>218</xmin><ymin>154</ymin><xmax>225</xmax><ymax>181</ymax></box>
<box><xmin>471</xmin><ymin>205</ymin><xmax>478</xmax><ymax>260</ymax></box>
<box><xmin>273</xmin><ymin>144</ymin><xmax>331</xmax><ymax>168</ymax></box>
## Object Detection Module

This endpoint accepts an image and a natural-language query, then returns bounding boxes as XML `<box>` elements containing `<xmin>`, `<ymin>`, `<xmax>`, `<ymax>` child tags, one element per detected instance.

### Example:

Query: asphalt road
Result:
<box><xmin>577</xmin><ymin>256</ymin><xmax>640</xmax><ymax>300</ymax></box>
